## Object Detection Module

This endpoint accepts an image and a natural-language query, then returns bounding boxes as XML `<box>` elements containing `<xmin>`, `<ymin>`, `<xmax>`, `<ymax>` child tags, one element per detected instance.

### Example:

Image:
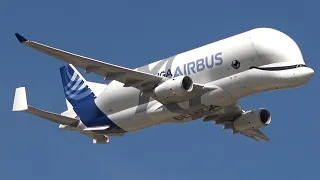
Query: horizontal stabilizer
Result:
<box><xmin>13</xmin><ymin>87</ymin><xmax>79</xmax><ymax>126</ymax></box>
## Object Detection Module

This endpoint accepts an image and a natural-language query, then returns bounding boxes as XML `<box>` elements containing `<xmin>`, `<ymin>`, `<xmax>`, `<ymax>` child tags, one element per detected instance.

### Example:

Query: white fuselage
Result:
<box><xmin>91</xmin><ymin>28</ymin><xmax>313</xmax><ymax>133</ymax></box>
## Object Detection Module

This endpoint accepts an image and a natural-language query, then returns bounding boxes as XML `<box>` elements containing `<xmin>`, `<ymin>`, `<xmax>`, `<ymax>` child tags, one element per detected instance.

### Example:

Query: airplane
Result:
<box><xmin>12</xmin><ymin>28</ymin><xmax>314</xmax><ymax>144</ymax></box>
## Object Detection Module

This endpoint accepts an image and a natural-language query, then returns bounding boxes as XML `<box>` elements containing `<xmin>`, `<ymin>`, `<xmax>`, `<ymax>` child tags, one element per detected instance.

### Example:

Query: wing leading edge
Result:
<box><xmin>14</xmin><ymin>33</ymin><xmax>213</xmax><ymax>104</ymax></box>
<box><xmin>14</xmin><ymin>33</ymin><xmax>162</xmax><ymax>89</ymax></box>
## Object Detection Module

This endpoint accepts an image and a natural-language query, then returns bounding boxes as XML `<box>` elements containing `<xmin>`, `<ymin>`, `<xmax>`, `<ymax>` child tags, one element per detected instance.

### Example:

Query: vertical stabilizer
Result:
<box><xmin>59</xmin><ymin>64</ymin><xmax>96</xmax><ymax>109</ymax></box>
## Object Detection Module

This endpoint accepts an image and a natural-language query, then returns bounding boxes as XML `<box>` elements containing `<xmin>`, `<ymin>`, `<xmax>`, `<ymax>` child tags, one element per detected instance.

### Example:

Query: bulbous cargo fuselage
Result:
<box><xmin>95</xmin><ymin>28</ymin><xmax>314</xmax><ymax>131</ymax></box>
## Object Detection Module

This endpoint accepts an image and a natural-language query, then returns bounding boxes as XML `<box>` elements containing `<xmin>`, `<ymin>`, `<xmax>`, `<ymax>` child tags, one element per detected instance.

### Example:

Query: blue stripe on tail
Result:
<box><xmin>59</xmin><ymin>64</ymin><xmax>125</xmax><ymax>132</ymax></box>
<box><xmin>60</xmin><ymin>65</ymin><xmax>95</xmax><ymax>107</ymax></box>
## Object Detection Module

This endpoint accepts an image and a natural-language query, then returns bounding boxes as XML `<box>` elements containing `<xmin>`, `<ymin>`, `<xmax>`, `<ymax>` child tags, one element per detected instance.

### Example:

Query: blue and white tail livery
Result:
<box><xmin>60</xmin><ymin>64</ymin><xmax>96</xmax><ymax>108</ymax></box>
<box><xmin>59</xmin><ymin>64</ymin><xmax>123</xmax><ymax>134</ymax></box>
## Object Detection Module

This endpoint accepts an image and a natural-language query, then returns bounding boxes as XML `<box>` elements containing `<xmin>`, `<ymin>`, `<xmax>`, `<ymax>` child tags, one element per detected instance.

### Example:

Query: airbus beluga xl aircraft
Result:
<box><xmin>12</xmin><ymin>28</ymin><xmax>314</xmax><ymax>144</ymax></box>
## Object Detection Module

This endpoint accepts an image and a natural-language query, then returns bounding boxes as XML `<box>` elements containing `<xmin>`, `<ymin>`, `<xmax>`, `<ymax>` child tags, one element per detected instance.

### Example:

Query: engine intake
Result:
<box><xmin>259</xmin><ymin>109</ymin><xmax>270</xmax><ymax>124</ymax></box>
<box><xmin>153</xmin><ymin>76</ymin><xmax>193</xmax><ymax>98</ymax></box>
<box><xmin>233</xmin><ymin>109</ymin><xmax>271</xmax><ymax>131</ymax></box>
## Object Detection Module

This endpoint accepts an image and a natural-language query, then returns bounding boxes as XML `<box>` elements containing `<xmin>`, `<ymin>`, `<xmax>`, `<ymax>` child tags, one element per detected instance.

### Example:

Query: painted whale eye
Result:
<box><xmin>231</xmin><ymin>60</ymin><xmax>240</xmax><ymax>69</ymax></box>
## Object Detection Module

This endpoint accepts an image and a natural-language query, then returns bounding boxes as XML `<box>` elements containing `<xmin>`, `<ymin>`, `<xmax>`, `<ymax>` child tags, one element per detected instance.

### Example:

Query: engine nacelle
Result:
<box><xmin>233</xmin><ymin>109</ymin><xmax>271</xmax><ymax>131</ymax></box>
<box><xmin>153</xmin><ymin>76</ymin><xmax>193</xmax><ymax>98</ymax></box>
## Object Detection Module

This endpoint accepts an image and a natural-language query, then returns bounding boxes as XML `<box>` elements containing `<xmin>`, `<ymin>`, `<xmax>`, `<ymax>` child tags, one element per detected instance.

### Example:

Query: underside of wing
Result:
<box><xmin>240</xmin><ymin>129</ymin><xmax>269</xmax><ymax>141</ymax></box>
<box><xmin>203</xmin><ymin>104</ymin><xmax>270</xmax><ymax>142</ymax></box>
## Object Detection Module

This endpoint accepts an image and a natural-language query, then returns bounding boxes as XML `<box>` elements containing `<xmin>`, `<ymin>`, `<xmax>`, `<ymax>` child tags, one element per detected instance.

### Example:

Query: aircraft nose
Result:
<box><xmin>303</xmin><ymin>67</ymin><xmax>314</xmax><ymax>80</ymax></box>
<box><xmin>296</xmin><ymin>67</ymin><xmax>314</xmax><ymax>84</ymax></box>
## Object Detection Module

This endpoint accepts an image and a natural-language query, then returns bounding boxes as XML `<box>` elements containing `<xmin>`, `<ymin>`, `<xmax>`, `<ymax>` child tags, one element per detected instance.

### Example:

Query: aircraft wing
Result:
<box><xmin>13</xmin><ymin>87</ymin><xmax>111</xmax><ymax>144</ymax></box>
<box><xmin>203</xmin><ymin>104</ymin><xmax>270</xmax><ymax>142</ymax></box>
<box><xmin>14</xmin><ymin>33</ymin><xmax>162</xmax><ymax>89</ymax></box>
<box><xmin>13</xmin><ymin>87</ymin><xmax>79</xmax><ymax>126</ymax></box>
<box><xmin>14</xmin><ymin>33</ymin><xmax>212</xmax><ymax>104</ymax></box>
<box><xmin>240</xmin><ymin>129</ymin><xmax>269</xmax><ymax>141</ymax></box>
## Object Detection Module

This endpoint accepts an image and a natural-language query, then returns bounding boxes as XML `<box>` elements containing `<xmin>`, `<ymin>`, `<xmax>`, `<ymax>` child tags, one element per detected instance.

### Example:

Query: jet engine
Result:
<box><xmin>153</xmin><ymin>76</ymin><xmax>193</xmax><ymax>98</ymax></box>
<box><xmin>233</xmin><ymin>109</ymin><xmax>271</xmax><ymax>131</ymax></box>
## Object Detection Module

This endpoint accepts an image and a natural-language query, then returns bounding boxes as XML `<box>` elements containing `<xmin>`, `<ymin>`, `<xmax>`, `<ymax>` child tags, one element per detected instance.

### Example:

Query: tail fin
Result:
<box><xmin>60</xmin><ymin>64</ymin><xmax>96</xmax><ymax>109</ymax></box>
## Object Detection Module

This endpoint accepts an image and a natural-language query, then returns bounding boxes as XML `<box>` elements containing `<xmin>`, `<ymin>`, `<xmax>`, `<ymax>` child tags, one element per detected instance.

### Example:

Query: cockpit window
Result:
<box><xmin>250</xmin><ymin>64</ymin><xmax>306</xmax><ymax>71</ymax></box>
<box><xmin>231</xmin><ymin>60</ymin><xmax>240</xmax><ymax>69</ymax></box>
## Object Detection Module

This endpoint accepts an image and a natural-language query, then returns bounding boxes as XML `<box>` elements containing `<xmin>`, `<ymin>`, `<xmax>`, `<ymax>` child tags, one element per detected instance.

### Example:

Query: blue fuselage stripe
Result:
<box><xmin>74</xmin><ymin>100</ymin><xmax>126</xmax><ymax>132</ymax></box>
